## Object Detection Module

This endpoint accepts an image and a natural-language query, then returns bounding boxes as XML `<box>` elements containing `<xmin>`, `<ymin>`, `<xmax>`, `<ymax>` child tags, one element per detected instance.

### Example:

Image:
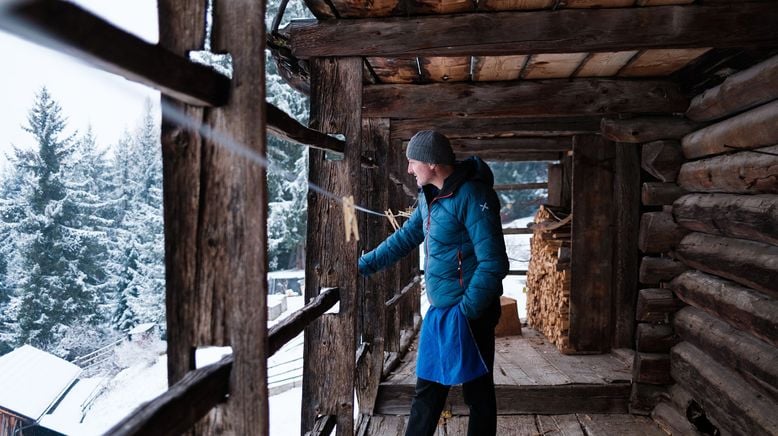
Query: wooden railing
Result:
<box><xmin>106</xmin><ymin>287</ymin><xmax>340</xmax><ymax>436</ymax></box>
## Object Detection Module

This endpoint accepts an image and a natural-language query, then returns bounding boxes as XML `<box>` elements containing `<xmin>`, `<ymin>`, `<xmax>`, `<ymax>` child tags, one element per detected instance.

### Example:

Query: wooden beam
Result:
<box><xmin>687</xmin><ymin>54</ymin><xmax>778</xmax><ymax>122</ymax></box>
<box><xmin>633</xmin><ymin>352</ymin><xmax>671</xmax><ymax>385</ymax></box>
<box><xmin>391</xmin><ymin>117</ymin><xmax>601</xmax><ymax>141</ymax></box>
<box><xmin>671</xmin><ymin>342</ymin><xmax>778</xmax><ymax>436</ymax></box>
<box><xmin>106</xmin><ymin>288</ymin><xmax>340</xmax><ymax>436</ymax></box>
<box><xmin>450</xmin><ymin>137</ymin><xmax>572</xmax><ymax>155</ymax></box>
<box><xmin>675</xmin><ymin>306</ymin><xmax>778</xmax><ymax>400</ymax></box>
<box><xmin>267</xmin><ymin>104</ymin><xmax>345</xmax><ymax>153</ymax></box>
<box><xmin>636</xmin><ymin>288</ymin><xmax>683</xmax><ymax>323</ymax></box>
<box><xmin>672</xmin><ymin>193</ymin><xmax>778</xmax><ymax>246</ymax></box>
<box><xmin>3</xmin><ymin>0</ymin><xmax>229</xmax><ymax>107</ymax></box>
<box><xmin>671</xmin><ymin>270</ymin><xmax>778</xmax><ymax>347</ymax></box>
<box><xmin>641</xmin><ymin>182</ymin><xmax>687</xmax><ymax>206</ymax></box>
<box><xmin>639</xmin><ymin>257</ymin><xmax>688</xmax><ymax>285</ymax></box>
<box><xmin>364</xmin><ymin>80</ymin><xmax>687</xmax><ymax>119</ymax></box>
<box><xmin>503</xmin><ymin>228</ymin><xmax>534</xmax><ymax>235</ymax></box>
<box><xmin>465</xmin><ymin>151</ymin><xmax>562</xmax><ymax>162</ymax></box>
<box><xmin>682</xmin><ymin>100</ymin><xmax>778</xmax><ymax>159</ymax></box>
<box><xmin>678</xmin><ymin>145</ymin><xmax>778</xmax><ymax>194</ymax></box>
<box><xmin>636</xmin><ymin>324</ymin><xmax>677</xmax><ymax>353</ymax></box>
<box><xmin>287</xmin><ymin>4</ymin><xmax>778</xmax><ymax>58</ymax></box>
<box><xmin>638</xmin><ymin>211</ymin><xmax>689</xmax><ymax>254</ymax></box>
<box><xmin>374</xmin><ymin>383</ymin><xmax>630</xmax><ymax>415</ymax></box>
<box><xmin>601</xmin><ymin>117</ymin><xmax>704</xmax><ymax>143</ymax></box>
<box><xmin>675</xmin><ymin>232</ymin><xmax>778</xmax><ymax>298</ymax></box>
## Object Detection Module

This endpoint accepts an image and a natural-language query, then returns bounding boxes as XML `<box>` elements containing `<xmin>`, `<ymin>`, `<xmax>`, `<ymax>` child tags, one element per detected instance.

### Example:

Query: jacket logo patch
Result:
<box><xmin>480</xmin><ymin>202</ymin><xmax>489</xmax><ymax>212</ymax></box>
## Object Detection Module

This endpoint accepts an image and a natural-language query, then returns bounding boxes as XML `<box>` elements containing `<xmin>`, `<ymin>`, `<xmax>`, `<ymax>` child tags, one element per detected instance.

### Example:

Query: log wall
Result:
<box><xmin>647</xmin><ymin>54</ymin><xmax>778</xmax><ymax>435</ymax></box>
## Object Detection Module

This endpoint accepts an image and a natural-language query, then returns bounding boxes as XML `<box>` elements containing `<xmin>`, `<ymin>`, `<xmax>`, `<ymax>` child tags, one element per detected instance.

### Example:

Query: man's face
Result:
<box><xmin>407</xmin><ymin>159</ymin><xmax>434</xmax><ymax>187</ymax></box>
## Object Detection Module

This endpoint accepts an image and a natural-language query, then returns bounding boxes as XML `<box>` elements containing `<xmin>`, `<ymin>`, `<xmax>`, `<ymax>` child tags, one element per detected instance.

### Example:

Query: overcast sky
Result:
<box><xmin>0</xmin><ymin>0</ymin><xmax>160</xmax><ymax>168</ymax></box>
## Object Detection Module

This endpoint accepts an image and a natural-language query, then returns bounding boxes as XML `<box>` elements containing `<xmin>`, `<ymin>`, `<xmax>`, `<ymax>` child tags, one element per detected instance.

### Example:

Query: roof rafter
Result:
<box><xmin>288</xmin><ymin>3</ymin><xmax>778</xmax><ymax>58</ymax></box>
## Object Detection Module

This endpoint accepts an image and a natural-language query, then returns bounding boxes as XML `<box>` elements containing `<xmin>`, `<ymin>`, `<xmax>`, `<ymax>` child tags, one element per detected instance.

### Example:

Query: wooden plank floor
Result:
<box><xmin>362</xmin><ymin>413</ymin><xmax>667</xmax><ymax>436</ymax></box>
<box><xmin>376</xmin><ymin>328</ymin><xmax>634</xmax><ymax>415</ymax></box>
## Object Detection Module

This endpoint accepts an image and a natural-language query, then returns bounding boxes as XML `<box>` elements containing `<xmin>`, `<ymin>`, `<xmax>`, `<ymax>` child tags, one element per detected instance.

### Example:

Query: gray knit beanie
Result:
<box><xmin>406</xmin><ymin>130</ymin><xmax>455</xmax><ymax>165</ymax></box>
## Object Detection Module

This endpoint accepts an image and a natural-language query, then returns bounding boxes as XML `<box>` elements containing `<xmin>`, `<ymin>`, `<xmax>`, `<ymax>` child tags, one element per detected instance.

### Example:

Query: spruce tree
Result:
<box><xmin>2</xmin><ymin>88</ymin><xmax>107</xmax><ymax>354</ymax></box>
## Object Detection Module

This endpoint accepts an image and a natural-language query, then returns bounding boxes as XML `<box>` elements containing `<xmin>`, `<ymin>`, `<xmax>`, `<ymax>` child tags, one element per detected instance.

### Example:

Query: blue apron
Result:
<box><xmin>416</xmin><ymin>305</ymin><xmax>488</xmax><ymax>386</ymax></box>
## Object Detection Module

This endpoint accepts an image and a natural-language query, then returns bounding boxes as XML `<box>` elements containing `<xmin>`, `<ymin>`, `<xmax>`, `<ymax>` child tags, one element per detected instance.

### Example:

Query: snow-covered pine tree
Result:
<box><xmin>107</xmin><ymin>103</ymin><xmax>165</xmax><ymax>331</ymax></box>
<box><xmin>1</xmin><ymin>88</ymin><xmax>108</xmax><ymax>356</ymax></box>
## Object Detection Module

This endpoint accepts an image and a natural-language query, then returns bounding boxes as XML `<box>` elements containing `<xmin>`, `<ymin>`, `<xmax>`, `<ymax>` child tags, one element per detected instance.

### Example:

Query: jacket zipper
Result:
<box><xmin>424</xmin><ymin>192</ymin><xmax>454</xmax><ymax>273</ymax></box>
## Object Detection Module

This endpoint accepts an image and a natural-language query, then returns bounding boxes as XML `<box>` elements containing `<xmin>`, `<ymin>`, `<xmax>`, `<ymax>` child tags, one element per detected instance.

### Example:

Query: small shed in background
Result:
<box><xmin>0</xmin><ymin>345</ymin><xmax>81</xmax><ymax>435</ymax></box>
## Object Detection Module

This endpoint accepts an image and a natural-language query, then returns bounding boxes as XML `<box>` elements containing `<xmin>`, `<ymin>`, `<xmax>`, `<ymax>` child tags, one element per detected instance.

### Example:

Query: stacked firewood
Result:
<box><xmin>526</xmin><ymin>205</ymin><xmax>573</xmax><ymax>353</ymax></box>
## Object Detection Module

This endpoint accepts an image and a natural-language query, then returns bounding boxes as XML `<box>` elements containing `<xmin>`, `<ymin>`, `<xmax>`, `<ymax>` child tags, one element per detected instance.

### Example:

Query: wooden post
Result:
<box><xmin>302</xmin><ymin>57</ymin><xmax>363</xmax><ymax>436</ymax></box>
<box><xmin>570</xmin><ymin>135</ymin><xmax>615</xmax><ymax>352</ymax></box>
<box><xmin>159</xmin><ymin>1</ymin><xmax>268</xmax><ymax>433</ymax></box>
<box><xmin>547</xmin><ymin>163</ymin><xmax>564</xmax><ymax>207</ymax></box>
<box><xmin>356</xmin><ymin>118</ymin><xmax>391</xmax><ymax>416</ymax></box>
<box><xmin>612</xmin><ymin>145</ymin><xmax>640</xmax><ymax>349</ymax></box>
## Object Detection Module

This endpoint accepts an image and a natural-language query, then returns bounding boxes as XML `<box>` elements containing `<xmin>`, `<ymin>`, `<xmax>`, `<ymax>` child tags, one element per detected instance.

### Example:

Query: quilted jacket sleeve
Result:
<box><xmin>359</xmin><ymin>205</ymin><xmax>424</xmax><ymax>276</ymax></box>
<box><xmin>457</xmin><ymin>183</ymin><xmax>509</xmax><ymax>319</ymax></box>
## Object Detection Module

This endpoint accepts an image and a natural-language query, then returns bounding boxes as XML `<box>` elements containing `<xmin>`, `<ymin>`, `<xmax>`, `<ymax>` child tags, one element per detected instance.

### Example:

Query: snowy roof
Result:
<box><xmin>128</xmin><ymin>322</ymin><xmax>156</xmax><ymax>335</ymax></box>
<box><xmin>0</xmin><ymin>345</ymin><xmax>81</xmax><ymax>421</ymax></box>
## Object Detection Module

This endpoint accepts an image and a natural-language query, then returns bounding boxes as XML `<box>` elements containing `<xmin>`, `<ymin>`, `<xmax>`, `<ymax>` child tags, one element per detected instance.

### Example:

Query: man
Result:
<box><xmin>359</xmin><ymin>130</ymin><xmax>509</xmax><ymax>436</ymax></box>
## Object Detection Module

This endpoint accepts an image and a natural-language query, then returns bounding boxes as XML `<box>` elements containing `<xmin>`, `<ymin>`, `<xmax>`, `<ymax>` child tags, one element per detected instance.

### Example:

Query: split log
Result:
<box><xmin>677</xmin><ymin>144</ymin><xmax>778</xmax><ymax>194</ymax></box>
<box><xmin>633</xmin><ymin>352</ymin><xmax>671</xmax><ymax>385</ymax></box>
<box><xmin>672</xmin><ymin>193</ymin><xmax>778</xmax><ymax>246</ymax></box>
<box><xmin>687</xmin><ymin>54</ymin><xmax>778</xmax><ymax>122</ymax></box>
<box><xmin>636</xmin><ymin>288</ymin><xmax>683</xmax><ymax>323</ymax></box>
<box><xmin>635</xmin><ymin>323</ymin><xmax>677</xmax><ymax>353</ymax></box>
<box><xmin>671</xmin><ymin>342</ymin><xmax>778</xmax><ymax>436</ymax></box>
<box><xmin>641</xmin><ymin>140</ymin><xmax>684</xmax><ymax>183</ymax></box>
<box><xmin>675</xmin><ymin>306</ymin><xmax>778</xmax><ymax>401</ymax></box>
<box><xmin>638</xmin><ymin>211</ymin><xmax>689</xmax><ymax>254</ymax></box>
<box><xmin>641</xmin><ymin>182</ymin><xmax>687</xmax><ymax>206</ymax></box>
<box><xmin>652</xmin><ymin>402</ymin><xmax>702</xmax><ymax>436</ymax></box>
<box><xmin>671</xmin><ymin>270</ymin><xmax>778</xmax><ymax>347</ymax></box>
<box><xmin>682</xmin><ymin>100</ymin><xmax>778</xmax><ymax>159</ymax></box>
<box><xmin>639</xmin><ymin>257</ymin><xmax>689</xmax><ymax>285</ymax></box>
<box><xmin>675</xmin><ymin>232</ymin><xmax>778</xmax><ymax>297</ymax></box>
<box><xmin>601</xmin><ymin>117</ymin><xmax>703</xmax><ymax>143</ymax></box>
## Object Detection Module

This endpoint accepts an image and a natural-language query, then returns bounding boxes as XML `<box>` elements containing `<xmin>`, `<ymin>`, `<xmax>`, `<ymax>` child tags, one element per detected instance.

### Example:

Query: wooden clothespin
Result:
<box><xmin>385</xmin><ymin>209</ymin><xmax>400</xmax><ymax>231</ymax></box>
<box><xmin>397</xmin><ymin>207</ymin><xmax>414</xmax><ymax>218</ymax></box>
<box><xmin>342</xmin><ymin>195</ymin><xmax>359</xmax><ymax>242</ymax></box>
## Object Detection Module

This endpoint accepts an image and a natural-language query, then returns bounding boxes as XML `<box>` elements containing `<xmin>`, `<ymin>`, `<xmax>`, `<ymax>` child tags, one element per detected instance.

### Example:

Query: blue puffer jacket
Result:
<box><xmin>359</xmin><ymin>157</ymin><xmax>509</xmax><ymax>320</ymax></box>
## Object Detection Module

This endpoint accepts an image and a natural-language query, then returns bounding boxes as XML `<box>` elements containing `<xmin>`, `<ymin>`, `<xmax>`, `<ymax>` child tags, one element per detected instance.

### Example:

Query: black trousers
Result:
<box><xmin>405</xmin><ymin>304</ymin><xmax>499</xmax><ymax>436</ymax></box>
